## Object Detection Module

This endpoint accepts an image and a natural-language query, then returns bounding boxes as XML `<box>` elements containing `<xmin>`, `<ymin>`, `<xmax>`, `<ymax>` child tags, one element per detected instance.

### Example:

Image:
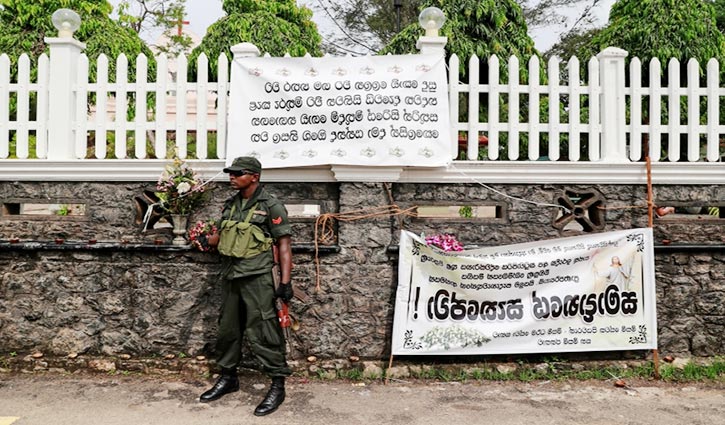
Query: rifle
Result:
<box><xmin>272</xmin><ymin>245</ymin><xmax>303</xmax><ymax>340</ymax></box>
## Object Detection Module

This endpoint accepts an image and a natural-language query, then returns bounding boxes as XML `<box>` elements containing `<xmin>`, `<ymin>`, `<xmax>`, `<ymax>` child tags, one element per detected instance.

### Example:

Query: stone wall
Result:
<box><xmin>1</xmin><ymin>181</ymin><xmax>723</xmax><ymax>360</ymax></box>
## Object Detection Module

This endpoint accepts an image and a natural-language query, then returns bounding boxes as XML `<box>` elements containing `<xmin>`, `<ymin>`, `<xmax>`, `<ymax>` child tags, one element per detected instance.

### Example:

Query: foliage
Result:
<box><xmin>708</xmin><ymin>0</ymin><xmax>725</xmax><ymax>32</ymax></box>
<box><xmin>519</xmin><ymin>0</ymin><xmax>601</xmax><ymax>30</ymax></box>
<box><xmin>117</xmin><ymin>0</ymin><xmax>193</xmax><ymax>57</ymax></box>
<box><xmin>188</xmin><ymin>0</ymin><xmax>322</xmax><ymax>81</ymax></box>
<box><xmin>336</xmin><ymin>368</ymin><xmax>363</xmax><ymax>381</ymax></box>
<box><xmin>312</xmin><ymin>0</ymin><xmax>600</xmax><ymax>55</ymax></box>
<box><xmin>379</xmin><ymin>0</ymin><xmax>536</xmax><ymax>79</ymax></box>
<box><xmin>154</xmin><ymin>157</ymin><xmax>209</xmax><ymax>215</ymax></box>
<box><xmin>188</xmin><ymin>219</ymin><xmax>218</xmax><ymax>252</ymax></box>
<box><xmin>545</xmin><ymin>27</ymin><xmax>602</xmax><ymax>61</ymax></box>
<box><xmin>54</xmin><ymin>204</ymin><xmax>71</xmax><ymax>216</ymax></box>
<box><xmin>458</xmin><ymin>205</ymin><xmax>473</xmax><ymax>218</ymax></box>
<box><xmin>117</xmin><ymin>0</ymin><xmax>182</xmax><ymax>34</ymax></box>
<box><xmin>425</xmin><ymin>233</ymin><xmax>464</xmax><ymax>252</ymax></box>
<box><xmin>0</xmin><ymin>0</ymin><xmax>155</xmax><ymax>82</ymax></box>
<box><xmin>588</xmin><ymin>0</ymin><xmax>725</xmax><ymax>68</ymax></box>
<box><xmin>658</xmin><ymin>358</ymin><xmax>725</xmax><ymax>382</ymax></box>
<box><xmin>312</xmin><ymin>0</ymin><xmax>422</xmax><ymax>54</ymax></box>
<box><xmin>7</xmin><ymin>134</ymin><xmax>38</xmax><ymax>159</ymax></box>
<box><xmin>153</xmin><ymin>1</ymin><xmax>193</xmax><ymax>57</ymax></box>
<box><xmin>408</xmin><ymin>357</ymin><xmax>724</xmax><ymax>383</ymax></box>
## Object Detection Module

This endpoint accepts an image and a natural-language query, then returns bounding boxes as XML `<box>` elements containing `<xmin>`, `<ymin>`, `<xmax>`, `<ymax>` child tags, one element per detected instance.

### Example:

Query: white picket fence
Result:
<box><xmin>0</xmin><ymin>50</ymin><xmax>228</xmax><ymax>161</ymax></box>
<box><xmin>450</xmin><ymin>50</ymin><xmax>723</xmax><ymax>163</ymax></box>
<box><xmin>0</xmin><ymin>37</ymin><xmax>723</xmax><ymax>184</ymax></box>
<box><xmin>76</xmin><ymin>52</ymin><xmax>229</xmax><ymax>161</ymax></box>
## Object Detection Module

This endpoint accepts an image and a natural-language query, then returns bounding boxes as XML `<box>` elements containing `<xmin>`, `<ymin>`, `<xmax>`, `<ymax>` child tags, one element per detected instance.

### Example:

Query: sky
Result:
<box><xmin>109</xmin><ymin>0</ymin><xmax>617</xmax><ymax>53</ymax></box>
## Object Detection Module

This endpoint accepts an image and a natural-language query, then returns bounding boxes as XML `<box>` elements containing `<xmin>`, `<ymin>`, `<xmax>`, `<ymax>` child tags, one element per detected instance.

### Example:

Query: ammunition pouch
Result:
<box><xmin>217</xmin><ymin>203</ymin><xmax>273</xmax><ymax>258</ymax></box>
<box><xmin>217</xmin><ymin>221</ymin><xmax>273</xmax><ymax>258</ymax></box>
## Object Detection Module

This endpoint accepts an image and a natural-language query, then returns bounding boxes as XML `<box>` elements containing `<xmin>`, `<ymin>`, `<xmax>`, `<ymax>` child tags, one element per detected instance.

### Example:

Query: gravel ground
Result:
<box><xmin>0</xmin><ymin>372</ymin><xmax>723</xmax><ymax>425</ymax></box>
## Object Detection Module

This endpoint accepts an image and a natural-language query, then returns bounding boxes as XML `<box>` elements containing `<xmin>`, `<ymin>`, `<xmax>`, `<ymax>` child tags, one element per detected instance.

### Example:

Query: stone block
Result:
<box><xmin>385</xmin><ymin>366</ymin><xmax>410</xmax><ymax>379</ymax></box>
<box><xmin>495</xmin><ymin>363</ymin><xmax>517</xmax><ymax>374</ymax></box>
<box><xmin>671</xmin><ymin>357</ymin><xmax>691</xmax><ymax>370</ymax></box>
<box><xmin>362</xmin><ymin>361</ymin><xmax>383</xmax><ymax>379</ymax></box>
<box><xmin>88</xmin><ymin>359</ymin><xmax>116</xmax><ymax>372</ymax></box>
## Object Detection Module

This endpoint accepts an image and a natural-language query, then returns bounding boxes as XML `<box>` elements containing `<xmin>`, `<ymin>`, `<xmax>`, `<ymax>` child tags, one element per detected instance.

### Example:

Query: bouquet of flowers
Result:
<box><xmin>189</xmin><ymin>220</ymin><xmax>218</xmax><ymax>252</ymax></box>
<box><xmin>155</xmin><ymin>158</ymin><xmax>209</xmax><ymax>215</ymax></box>
<box><xmin>425</xmin><ymin>233</ymin><xmax>464</xmax><ymax>252</ymax></box>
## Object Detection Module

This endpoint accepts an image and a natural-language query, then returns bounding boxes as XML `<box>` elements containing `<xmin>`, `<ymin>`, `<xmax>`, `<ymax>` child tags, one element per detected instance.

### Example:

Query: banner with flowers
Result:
<box><xmin>227</xmin><ymin>54</ymin><xmax>451</xmax><ymax>168</ymax></box>
<box><xmin>392</xmin><ymin>229</ymin><xmax>657</xmax><ymax>355</ymax></box>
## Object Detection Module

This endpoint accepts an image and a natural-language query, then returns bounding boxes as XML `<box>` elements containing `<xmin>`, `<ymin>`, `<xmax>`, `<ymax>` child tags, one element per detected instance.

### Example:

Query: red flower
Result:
<box><xmin>188</xmin><ymin>220</ymin><xmax>218</xmax><ymax>252</ymax></box>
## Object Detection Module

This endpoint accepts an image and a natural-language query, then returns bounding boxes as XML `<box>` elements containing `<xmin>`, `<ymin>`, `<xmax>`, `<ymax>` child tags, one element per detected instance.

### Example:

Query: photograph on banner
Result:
<box><xmin>227</xmin><ymin>54</ymin><xmax>451</xmax><ymax>168</ymax></box>
<box><xmin>392</xmin><ymin>229</ymin><xmax>657</xmax><ymax>355</ymax></box>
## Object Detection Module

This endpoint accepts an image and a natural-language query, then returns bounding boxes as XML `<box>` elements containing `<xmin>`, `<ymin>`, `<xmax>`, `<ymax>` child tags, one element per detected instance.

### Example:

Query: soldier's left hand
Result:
<box><xmin>275</xmin><ymin>282</ymin><xmax>294</xmax><ymax>302</ymax></box>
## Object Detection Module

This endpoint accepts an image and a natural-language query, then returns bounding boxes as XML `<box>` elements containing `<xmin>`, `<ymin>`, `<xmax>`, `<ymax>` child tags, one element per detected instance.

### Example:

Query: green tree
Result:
<box><xmin>707</xmin><ymin>0</ymin><xmax>725</xmax><ymax>32</ymax></box>
<box><xmin>314</xmin><ymin>0</ymin><xmax>422</xmax><ymax>54</ymax></box>
<box><xmin>589</xmin><ymin>0</ymin><xmax>725</xmax><ymax>67</ymax></box>
<box><xmin>0</xmin><ymin>0</ymin><xmax>154</xmax><ymax>81</ymax></box>
<box><xmin>189</xmin><ymin>0</ymin><xmax>322</xmax><ymax>80</ymax></box>
<box><xmin>117</xmin><ymin>0</ymin><xmax>193</xmax><ymax>57</ymax></box>
<box><xmin>312</xmin><ymin>0</ymin><xmax>601</xmax><ymax>55</ymax></box>
<box><xmin>519</xmin><ymin>0</ymin><xmax>600</xmax><ymax>29</ymax></box>
<box><xmin>380</xmin><ymin>0</ymin><xmax>537</xmax><ymax>76</ymax></box>
<box><xmin>545</xmin><ymin>27</ymin><xmax>601</xmax><ymax>61</ymax></box>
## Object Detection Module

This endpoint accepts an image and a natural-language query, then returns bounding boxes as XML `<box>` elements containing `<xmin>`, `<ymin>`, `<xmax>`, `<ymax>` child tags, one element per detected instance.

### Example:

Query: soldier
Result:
<box><xmin>200</xmin><ymin>156</ymin><xmax>294</xmax><ymax>416</ymax></box>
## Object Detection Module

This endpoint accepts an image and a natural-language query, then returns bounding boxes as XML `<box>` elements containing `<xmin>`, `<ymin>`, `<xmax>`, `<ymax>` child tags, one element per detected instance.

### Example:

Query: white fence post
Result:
<box><xmin>417</xmin><ymin>32</ymin><xmax>449</xmax><ymax>159</ymax></box>
<box><xmin>44</xmin><ymin>36</ymin><xmax>86</xmax><ymax>160</ymax></box>
<box><xmin>597</xmin><ymin>47</ymin><xmax>628</xmax><ymax>163</ymax></box>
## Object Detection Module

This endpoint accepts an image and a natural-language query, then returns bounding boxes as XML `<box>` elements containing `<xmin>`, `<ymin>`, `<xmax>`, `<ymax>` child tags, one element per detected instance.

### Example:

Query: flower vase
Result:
<box><xmin>170</xmin><ymin>214</ymin><xmax>189</xmax><ymax>246</ymax></box>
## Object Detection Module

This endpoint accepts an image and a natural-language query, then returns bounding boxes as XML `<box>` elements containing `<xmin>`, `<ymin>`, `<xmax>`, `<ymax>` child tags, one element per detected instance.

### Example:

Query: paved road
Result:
<box><xmin>0</xmin><ymin>372</ymin><xmax>723</xmax><ymax>425</ymax></box>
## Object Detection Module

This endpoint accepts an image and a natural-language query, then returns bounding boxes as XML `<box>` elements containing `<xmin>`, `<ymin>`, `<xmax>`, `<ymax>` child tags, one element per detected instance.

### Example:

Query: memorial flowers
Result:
<box><xmin>425</xmin><ymin>233</ymin><xmax>464</xmax><ymax>252</ymax></box>
<box><xmin>155</xmin><ymin>158</ymin><xmax>209</xmax><ymax>215</ymax></box>
<box><xmin>189</xmin><ymin>220</ymin><xmax>218</xmax><ymax>252</ymax></box>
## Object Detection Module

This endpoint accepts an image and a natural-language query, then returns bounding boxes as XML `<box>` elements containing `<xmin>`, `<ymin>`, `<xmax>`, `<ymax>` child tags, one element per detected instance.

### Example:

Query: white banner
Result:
<box><xmin>228</xmin><ymin>54</ymin><xmax>451</xmax><ymax>168</ymax></box>
<box><xmin>392</xmin><ymin>229</ymin><xmax>657</xmax><ymax>355</ymax></box>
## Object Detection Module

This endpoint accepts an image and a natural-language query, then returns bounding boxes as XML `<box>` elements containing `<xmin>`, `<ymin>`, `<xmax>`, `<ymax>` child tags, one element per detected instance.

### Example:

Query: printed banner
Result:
<box><xmin>392</xmin><ymin>229</ymin><xmax>657</xmax><ymax>355</ymax></box>
<box><xmin>227</xmin><ymin>54</ymin><xmax>451</xmax><ymax>168</ymax></box>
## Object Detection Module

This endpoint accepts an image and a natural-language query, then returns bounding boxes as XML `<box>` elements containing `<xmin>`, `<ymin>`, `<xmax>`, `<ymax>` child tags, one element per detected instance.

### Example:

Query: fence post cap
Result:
<box><xmin>230</xmin><ymin>43</ymin><xmax>261</xmax><ymax>58</ymax></box>
<box><xmin>597</xmin><ymin>47</ymin><xmax>628</xmax><ymax>59</ymax></box>
<box><xmin>415</xmin><ymin>36</ymin><xmax>447</xmax><ymax>56</ymax></box>
<box><xmin>43</xmin><ymin>37</ymin><xmax>86</xmax><ymax>50</ymax></box>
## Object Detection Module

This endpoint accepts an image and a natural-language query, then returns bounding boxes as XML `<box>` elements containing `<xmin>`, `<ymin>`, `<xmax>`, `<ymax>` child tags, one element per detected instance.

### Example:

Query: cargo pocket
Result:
<box><xmin>259</xmin><ymin>308</ymin><xmax>284</xmax><ymax>348</ymax></box>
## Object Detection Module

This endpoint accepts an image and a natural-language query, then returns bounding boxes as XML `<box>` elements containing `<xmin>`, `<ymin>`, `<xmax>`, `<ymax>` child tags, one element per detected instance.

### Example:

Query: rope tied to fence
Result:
<box><xmin>313</xmin><ymin>204</ymin><xmax>418</xmax><ymax>291</ymax></box>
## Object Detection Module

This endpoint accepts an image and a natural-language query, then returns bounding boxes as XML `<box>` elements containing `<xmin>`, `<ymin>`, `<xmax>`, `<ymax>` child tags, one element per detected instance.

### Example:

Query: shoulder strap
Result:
<box><xmin>243</xmin><ymin>203</ymin><xmax>258</xmax><ymax>223</ymax></box>
<box><xmin>229</xmin><ymin>199</ymin><xmax>258</xmax><ymax>223</ymax></box>
<box><xmin>229</xmin><ymin>195</ymin><xmax>242</xmax><ymax>220</ymax></box>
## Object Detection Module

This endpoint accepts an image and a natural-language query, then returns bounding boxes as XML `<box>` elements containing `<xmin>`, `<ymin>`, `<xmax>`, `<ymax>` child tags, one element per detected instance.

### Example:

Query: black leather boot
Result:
<box><xmin>199</xmin><ymin>371</ymin><xmax>239</xmax><ymax>403</ymax></box>
<box><xmin>253</xmin><ymin>377</ymin><xmax>285</xmax><ymax>416</ymax></box>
